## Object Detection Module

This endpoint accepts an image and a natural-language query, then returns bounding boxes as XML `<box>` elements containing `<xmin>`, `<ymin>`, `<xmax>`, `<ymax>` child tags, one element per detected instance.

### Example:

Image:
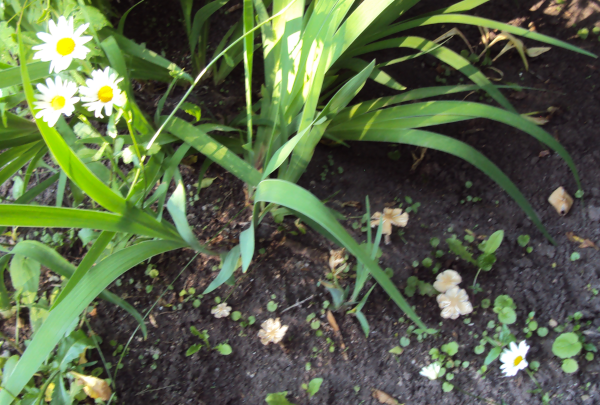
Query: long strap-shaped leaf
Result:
<box><xmin>17</xmin><ymin>32</ymin><xmax>182</xmax><ymax>243</ymax></box>
<box><xmin>328</xmin><ymin>100</ymin><xmax>580</xmax><ymax>189</ymax></box>
<box><xmin>161</xmin><ymin>116</ymin><xmax>262</xmax><ymax>187</ymax></box>
<box><xmin>0</xmin><ymin>240</ymin><xmax>185</xmax><ymax>405</ymax></box>
<box><xmin>341</xmin><ymin>36</ymin><xmax>515</xmax><ymax>112</ymax></box>
<box><xmin>7</xmin><ymin>240</ymin><xmax>146</xmax><ymax>338</ymax></box>
<box><xmin>330</xmin><ymin>128</ymin><xmax>554</xmax><ymax>242</ymax></box>
<box><xmin>0</xmin><ymin>205</ymin><xmax>181</xmax><ymax>240</ymax></box>
<box><xmin>253</xmin><ymin>179</ymin><xmax>429</xmax><ymax>329</ymax></box>
<box><xmin>0</xmin><ymin>61</ymin><xmax>51</xmax><ymax>88</ymax></box>
<box><xmin>365</xmin><ymin>14</ymin><xmax>596</xmax><ymax>58</ymax></box>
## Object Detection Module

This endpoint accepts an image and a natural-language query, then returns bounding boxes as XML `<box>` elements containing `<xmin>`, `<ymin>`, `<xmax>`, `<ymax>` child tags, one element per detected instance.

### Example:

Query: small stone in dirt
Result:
<box><xmin>588</xmin><ymin>206</ymin><xmax>600</xmax><ymax>222</ymax></box>
<box><xmin>549</xmin><ymin>319</ymin><xmax>558</xmax><ymax>328</ymax></box>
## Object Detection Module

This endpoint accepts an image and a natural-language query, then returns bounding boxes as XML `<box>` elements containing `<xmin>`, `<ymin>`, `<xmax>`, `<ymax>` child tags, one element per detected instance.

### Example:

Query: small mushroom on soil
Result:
<box><xmin>436</xmin><ymin>286</ymin><xmax>473</xmax><ymax>320</ymax></box>
<box><xmin>370</xmin><ymin>208</ymin><xmax>409</xmax><ymax>245</ymax></box>
<box><xmin>257</xmin><ymin>318</ymin><xmax>288</xmax><ymax>345</ymax></box>
<box><xmin>433</xmin><ymin>270</ymin><xmax>462</xmax><ymax>293</ymax></box>
<box><xmin>548</xmin><ymin>186</ymin><xmax>573</xmax><ymax>216</ymax></box>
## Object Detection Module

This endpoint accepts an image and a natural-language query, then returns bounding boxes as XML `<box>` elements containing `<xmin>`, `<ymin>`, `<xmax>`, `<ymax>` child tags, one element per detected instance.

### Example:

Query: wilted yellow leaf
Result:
<box><xmin>70</xmin><ymin>372</ymin><xmax>112</xmax><ymax>401</ymax></box>
<box><xmin>526</xmin><ymin>47</ymin><xmax>551</xmax><ymax>57</ymax></box>
<box><xmin>45</xmin><ymin>383</ymin><xmax>55</xmax><ymax>402</ymax></box>
<box><xmin>372</xmin><ymin>389</ymin><xmax>402</xmax><ymax>405</ymax></box>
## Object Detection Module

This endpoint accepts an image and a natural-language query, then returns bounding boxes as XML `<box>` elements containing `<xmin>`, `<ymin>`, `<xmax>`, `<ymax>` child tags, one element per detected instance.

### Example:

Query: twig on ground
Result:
<box><xmin>280</xmin><ymin>295</ymin><xmax>315</xmax><ymax>314</ymax></box>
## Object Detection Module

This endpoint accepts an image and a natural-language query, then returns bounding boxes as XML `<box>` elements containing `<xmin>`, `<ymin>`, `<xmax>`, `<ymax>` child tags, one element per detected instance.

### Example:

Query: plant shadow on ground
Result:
<box><xmin>83</xmin><ymin>0</ymin><xmax>600</xmax><ymax>404</ymax></box>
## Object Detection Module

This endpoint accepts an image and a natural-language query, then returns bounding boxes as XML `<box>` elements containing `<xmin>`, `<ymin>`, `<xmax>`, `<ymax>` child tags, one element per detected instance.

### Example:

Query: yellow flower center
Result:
<box><xmin>97</xmin><ymin>86</ymin><xmax>114</xmax><ymax>103</ymax></box>
<box><xmin>50</xmin><ymin>95</ymin><xmax>66</xmax><ymax>110</ymax></box>
<box><xmin>514</xmin><ymin>356</ymin><xmax>523</xmax><ymax>366</ymax></box>
<box><xmin>56</xmin><ymin>38</ymin><xmax>75</xmax><ymax>56</ymax></box>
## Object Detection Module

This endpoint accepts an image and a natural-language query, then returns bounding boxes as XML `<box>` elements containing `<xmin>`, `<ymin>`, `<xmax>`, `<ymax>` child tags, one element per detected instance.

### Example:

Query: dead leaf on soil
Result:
<box><xmin>372</xmin><ymin>389</ymin><xmax>402</xmax><ymax>405</ymax></box>
<box><xmin>522</xmin><ymin>115</ymin><xmax>549</xmax><ymax>125</ymax></box>
<box><xmin>539</xmin><ymin>150</ymin><xmax>550</xmax><ymax>158</ymax></box>
<box><xmin>566</xmin><ymin>232</ymin><xmax>599</xmax><ymax>250</ymax></box>
<box><xmin>341</xmin><ymin>201</ymin><xmax>361</xmax><ymax>208</ymax></box>
<box><xmin>327</xmin><ymin>310</ymin><xmax>339</xmax><ymax>332</ymax></box>
<box><xmin>327</xmin><ymin>310</ymin><xmax>349</xmax><ymax>360</ymax></box>
<box><xmin>149</xmin><ymin>313</ymin><xmax>158</xmax><ymax>328</ymax></box>
<box><xmin>70</xmin><ymin>372</ymin><xmax>112</xmax><ymax>401</ymax></box>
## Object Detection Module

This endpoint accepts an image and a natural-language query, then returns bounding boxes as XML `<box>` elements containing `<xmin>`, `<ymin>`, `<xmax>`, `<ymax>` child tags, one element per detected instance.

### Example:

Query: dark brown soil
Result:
<box><xmin>87</xmin><ymin>1</ymin><xmax>600</xmax><ymax>404</ymax></box>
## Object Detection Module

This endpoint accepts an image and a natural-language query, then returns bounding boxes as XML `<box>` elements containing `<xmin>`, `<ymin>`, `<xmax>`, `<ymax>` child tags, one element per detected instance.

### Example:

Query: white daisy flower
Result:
<box><xmin>419</xmin><ymin>363</ymin><xmax>442</xmax><ymax>380</ymax></box>
<box><xmin>500</xmin><ymin>341</ymin><xmax>529</xmax><ymax>377</ymax></box>
<box><xmin>33</xmin><ymin>76</ymin><xmax>80</xmax><ymax>127</ymax></box>
<box><xmin>79</xmin><ymin>68</ymin><xmax>126</xmax><ymax>118</ymax></box>
<box><xmin>257</xmin><ymin>318</ymin><xmax>288</xmax><ymax>345</ymax></box>
<box><xmin>32</xmin><ymin>16</ymin><xmax>92</xmax><ymax>74</ymax></box>
<box><xmin>211</xmin><ymin>303</ymin><xmax>231</xmax><ymax>318</ymax></box>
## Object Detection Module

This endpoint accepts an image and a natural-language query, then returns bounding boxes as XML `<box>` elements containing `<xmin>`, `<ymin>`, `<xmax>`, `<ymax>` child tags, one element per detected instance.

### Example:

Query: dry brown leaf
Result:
<box><xmin>372</xmin><ymin>389</ymin><xmax>402</xmax><ymax>405</ymax></box>
<box><xmin>539</xmin><ymin>150</ymin><xmax>550</xmax><ymax>158</ymax></box>
<box><xmin>566</xmin><ymin>232</ymin><xmax>598</xmax><ymax>250</ymax></box>
<box><xmin>522</xmin><ymin>115</ymin><xmax>549</xmax><ymax>125</ymax></box>
<box><xmin>70</xmin><ymin>372</ymin><xmax>112</xmax><ymax>401</ymax></box>
<box><xmin>341</xmin><ymin>201</ymin><xmax>361</xmax><ymax>208</ymax></box>
<box><xmin>327</xmin><ymin>310</ymin><xmax>339</xmax><ymax>332</ymax></box>
<box><xmin>149</xmin><ymin>313</ymin><xmax>158</xmax><ymax>328</ymax></box>
<box><xmin>327</xmin><ymin>310</ymin><xmax>349</xmax><ymax>360</ymax></box>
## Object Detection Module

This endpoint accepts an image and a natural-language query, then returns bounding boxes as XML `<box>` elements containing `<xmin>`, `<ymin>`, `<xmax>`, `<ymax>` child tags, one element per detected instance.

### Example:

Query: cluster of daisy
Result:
<box><xmin>211</xmin><ymin>302</ymin><xmax>288</xmax><ymax>346</ymax></box>
<box><xmin>31</xmin><ymin>16</ymin><xmax>125</xmax><ymax>127</ymax></box>
<box><xmin>433</xmin><ymin>270</ymin><xmax>473</xmax><ymax>320</ymax></box>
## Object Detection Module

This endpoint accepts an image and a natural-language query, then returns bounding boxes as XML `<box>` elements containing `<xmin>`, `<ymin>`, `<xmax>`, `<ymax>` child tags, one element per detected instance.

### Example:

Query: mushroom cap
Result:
<box><xmin>433</xmin><ymin>269</ymin><xmax>462</xmax><ymax>293</ymax></box>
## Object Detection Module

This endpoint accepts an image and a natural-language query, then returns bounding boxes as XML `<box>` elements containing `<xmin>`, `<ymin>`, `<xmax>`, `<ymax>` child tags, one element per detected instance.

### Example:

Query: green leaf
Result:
<box><xmin>186</xmin><ymin>343</ymin><xmax>203</xmax><ymax>357</ymax></box>
<box><xmin>446</xmin><ymin>238</ymin><xmax>476</xmax><ymax>265</ymax></box>
<box><xmin>441</xmin><ymin>341</ymin><xmax>459</xmax><ymax>356</ymax></box>
<box><xmin>497</xmin><ymin>307</ymin><xmax>516</xmax><ymax>325</ymax></box>
<box><xmin>162</xmin><ymin>116</ymin><xmax>261</xmax><ymax>186</ymax></box>
<box><xmin>181</xmin><ymin>102</ymin><xmax>202</xmax><ymax>122</ymax></box>
<box><xmin>265</xmin><ymin>392</ymin><xmax>295</xmax><ymax>405</ymax></box>
<box><xmin>561</xmin><ymin>358</ymin><xmax>579</xmax><ymax>373</ymax></box>
<box><xmin>484</xmin><ymin>346</ymin><xmax>502</xmax><ymax>366</ymax></box>
<box><xmin>51</xmin><ymin>373</ymin><xmax>70</xmax><ymax>405</ymax></box>
<box><xmin>306</xmin><ymin>378</ymin><xmax>323</xmax><ymax>397</ymax></box>
<box><xmin>203</xmin><ymin>245</ymin><xmax>241</xmax><ymax>294</ymax></box>
<box><xmin>517</xmin><ymin>234</ymin><xmax>530</xmax><ymax>247</ymax></box>
<box><xmin>8</xmin><ymin>254</ymin><xmax>40</xmax><ymax>293</ymax></box>
<box><xmin>484</xmin><ymin>230</ymin><xmax>504</xmax><ymax>254</ymax></box>
<box><xmin>552</xmin><ymin>333</ymin><xmax>582</xmax><ymax>359</ymax></box>
<box><xmin>477</xmin><ymin>253</ymin><xmax>496</xmax><ymax>271</ymax></box>
<box><xmin>56</xmin><ymin>330</ymin><xmax>93</xmax><ymax>372</ymax></box>
<box><xmin>389</xmin><ymin>346</ymin><xmax>404</xmax><ymax>355</ymax></box>
<box><xmin>214</xmin><ymin>343</ymin><xmax>232</xmax><ymax>355</ymax></box>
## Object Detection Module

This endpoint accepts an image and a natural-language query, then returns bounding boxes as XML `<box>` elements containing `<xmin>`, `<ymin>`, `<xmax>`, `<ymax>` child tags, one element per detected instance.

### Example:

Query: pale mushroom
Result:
<box><xmin>436</xmin><ymin>286</ymin><xmax>473</xmax><ymax>320</ymax></box>
<box><xmin>371</xmin><ymin>208</ymin><xmax>409</xmax><ymax>244</ymax></box>
<box><xmin>257</xmin><ymin>318</ymin><xmax>288</xmax><ymax>345</ymax></box>
<box><xmin>433</xmin><ymin>270</ymin><xmax>462</xmax><ymax>293</ymax></box>
<box><xmin>548</xmin><ymin>186</ymin><xmax>573</xmax><ymax>216</ymax></box>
